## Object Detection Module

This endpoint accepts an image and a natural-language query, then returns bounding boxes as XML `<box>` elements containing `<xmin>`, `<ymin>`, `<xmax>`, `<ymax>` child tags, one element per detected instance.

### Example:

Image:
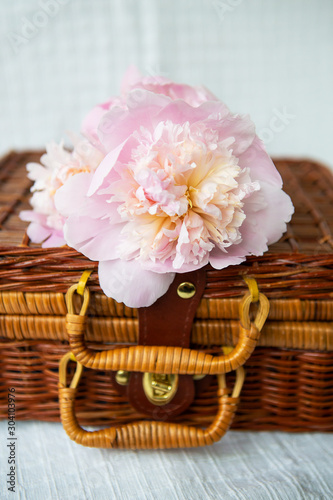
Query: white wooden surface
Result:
<box><xmin>1</xmin><ymin>421</ymin><xmax>333</xmax><ymax>499</ymax></box>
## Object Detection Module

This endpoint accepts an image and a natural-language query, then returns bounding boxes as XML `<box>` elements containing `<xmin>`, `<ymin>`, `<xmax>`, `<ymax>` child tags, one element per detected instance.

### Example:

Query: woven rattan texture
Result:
<box><xmin>0</xmin><ymin>152</ymin><xmax>332</xmax><ymax>432</ymax></box>
<box><xmin>0</xmin><ymin>152</ymin><xmax>332</xmax><ymax>299</ymax></box>
<box><xmin>0</xmin><ymin>290</ymin><xmax>332</xmax><ymax>350</ymax></box>
<box><xmin>0</xmin><ymin>339</ymin><xmax>332</xmax><ymax>432</ymax></box>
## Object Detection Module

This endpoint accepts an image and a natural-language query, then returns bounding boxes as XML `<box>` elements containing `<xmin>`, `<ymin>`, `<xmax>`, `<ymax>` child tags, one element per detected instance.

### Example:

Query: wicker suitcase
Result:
<box><xmin>0</xmin><ymin>151</ymin><xmax>332</xmax><ymax>448</ymax></box>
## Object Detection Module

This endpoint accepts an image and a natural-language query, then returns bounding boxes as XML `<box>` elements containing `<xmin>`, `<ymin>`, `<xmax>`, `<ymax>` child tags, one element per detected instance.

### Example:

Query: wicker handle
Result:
<box><xmin>58</xmin><ymin>353</ymin><xmax>244</xmax><ymax>449</ymax></box>
<box><xmin>65</xmin><ymin>278</ymin><xmax>269</xmax><ymax>375</ymax></box>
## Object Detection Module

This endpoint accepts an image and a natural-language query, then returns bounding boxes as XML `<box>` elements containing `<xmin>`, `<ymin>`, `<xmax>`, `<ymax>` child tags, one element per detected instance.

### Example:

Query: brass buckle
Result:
<box><xmin>143</xmin><ymin>373</ymin><xmax>179</xmax><ymax>406</ymax></box>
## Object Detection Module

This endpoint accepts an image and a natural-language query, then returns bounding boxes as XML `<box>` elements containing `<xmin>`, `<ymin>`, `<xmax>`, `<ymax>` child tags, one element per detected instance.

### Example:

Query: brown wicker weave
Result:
<box><xmin>0</xmin><ymin>151</ymin><xmax>332</xmax><ymax>441</ymax></box>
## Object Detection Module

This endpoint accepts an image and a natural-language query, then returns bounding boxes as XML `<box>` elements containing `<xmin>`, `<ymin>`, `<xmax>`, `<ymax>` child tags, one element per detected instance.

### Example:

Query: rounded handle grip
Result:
<box><xmin>59</xmin><ymin>378</ymin><xmax>239</xmax><ymax>450</ymax></box>
<box><xmin>65</xmin><ymin>277</ymin><xmax>269</xmax><ymax>375</ymax></box>
<box><xmin>67</xmin><ymin>314</ymin><xmax>260</xmax><ymax>374</ymax></box>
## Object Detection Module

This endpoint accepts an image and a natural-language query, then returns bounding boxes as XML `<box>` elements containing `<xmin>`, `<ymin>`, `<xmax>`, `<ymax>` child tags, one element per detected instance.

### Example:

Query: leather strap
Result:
<box><xmin>126</xmin><ymin>268</ymin><xmax>207</xmax><ymax>419</ymax></box>
<box><xmin>138</xmin><ymin>269</ymin><xmax>206</xmax><ymax>347</ymax></box>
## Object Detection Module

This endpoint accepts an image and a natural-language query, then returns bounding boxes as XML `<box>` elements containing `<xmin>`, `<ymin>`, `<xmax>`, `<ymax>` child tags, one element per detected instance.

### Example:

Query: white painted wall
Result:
<box><xmin>1</xmin><ymin>0</ymin><xmax>332</xmax><ymax>169</ymax></box>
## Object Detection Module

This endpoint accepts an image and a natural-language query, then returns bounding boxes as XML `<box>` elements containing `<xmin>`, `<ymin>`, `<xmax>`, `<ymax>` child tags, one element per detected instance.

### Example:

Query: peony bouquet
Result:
<box><xmin>20</xmin><ymin>67</ymin><xmax>294</xmax><ymax>307</ymax></box>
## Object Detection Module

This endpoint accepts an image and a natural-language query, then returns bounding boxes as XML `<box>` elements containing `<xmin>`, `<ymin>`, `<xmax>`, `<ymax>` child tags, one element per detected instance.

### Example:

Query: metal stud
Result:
<box><xmin>115</xmin><ymin>370</ymin><xmax>130</xmax><ymax>386</ymax></box>
<box><xmin>177</xmin><ymin>282</ymin><xmax>196</xmax><ymax>299</ymax></box>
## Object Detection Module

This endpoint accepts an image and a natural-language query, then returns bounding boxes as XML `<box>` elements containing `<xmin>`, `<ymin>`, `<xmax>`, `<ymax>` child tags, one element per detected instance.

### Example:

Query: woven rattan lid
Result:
<box><xmin>0</xmin><ymin>151</ymin><xmax>332</xmax><ymax>300</ymax></box>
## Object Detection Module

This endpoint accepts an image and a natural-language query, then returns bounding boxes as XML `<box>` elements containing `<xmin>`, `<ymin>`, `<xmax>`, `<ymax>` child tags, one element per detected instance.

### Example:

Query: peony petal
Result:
<box><xmin>20</xmin><ymin>210</ymin><xmax>47</xmax><ymax>224</ymax></box>
<box><xmin>26</xmin><ymin>222</ymin><xmax>51</xmax><ymax>244</ymax></box>
<box><xmin>63</xmin><ymin>216</ymin><xmax>124</xmax><ymax>261</ymax></box>
<box><xmin>97</xmin><ymin>91</ymin><xmax>170</xmax><ymax>153</ymax></box>
<box><xmin>249</xmin><ymin>181</ymin><xmax>294</xmax><ymax>245</ymax></box>
<box><xmin>209</xmin><ymin>222</ymin><xmax>268</xmax><ymax>269</ymax></box>
<box><xmin>209</xmin><ymin>179</ymin><xmax>294</xmax><ymax>269</ymax></box>
<box><xmin>98</xmin><ymin>259</ymin><xmax>175</xmax><ymax>307</ymax></box>
<box><xmin>55</xmin><ymin>172</ymin><xmax>113</xmax><ymax>219</ymax></box>
<box><xmin>26</xmin><ymin>162</ymin><xmax>48</xmax><ymax>185</ymax></box>
<box><xmin>154</xmin><ymin>99</ymin><xmax>229</xmax><ymax>127</ymax></box>
<box><xmin>165</xmin><ymin>83</ymin><xmax>218</xmax><ymax>106</ymax></box>
<box><xmin>87</xmin><ymin>138</ymin><xmax>136</xmax><ymax>196</ymax></box>
<box><xmin>208</xmin><ymin>247</ymin><xmax>246</xmax><ymax>269</ymax></box>
<box><xmin>140</xmin><ymin>254</ymin><xmax>209</xmax><ymax>274</ymax></box>
<box><xmin>120</xmin><ymin>66</ymin><xmax>218</xmax><ymax>106</ymax></box>
<box><xmin>81</xmin><ymin>101</ymin><xmax>114</xmax><ymax>147</ymax></box>
<box><xmin>42</xmin><ymin>231</ymin><xmax>66</xmax><ymax>248</ymax></box>
<box><xmin>238</xmin><ymin>137</ymin><xmax>283</xmax><ymax>187</ymax></box>
<box><xmin>126</xmin><ymin>88</ymin><xmax>171</xmax><ymax>111</ymax></box>
<box><xmin>213</xmin><ymin>114</ymin><xmax>256</xmax><ymax>156</ymax></box>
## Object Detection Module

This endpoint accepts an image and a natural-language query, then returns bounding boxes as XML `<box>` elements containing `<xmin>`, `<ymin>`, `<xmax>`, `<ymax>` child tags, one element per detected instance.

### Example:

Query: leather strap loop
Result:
<box><xmin>127</xmin><ymin>269</ymin><xmax>206</xmax><ymax>418</ymax></box>
<box><xmin>138</xmin><ymin>269</ymin><xmax>207</xmax><ymax>346</ymax></box>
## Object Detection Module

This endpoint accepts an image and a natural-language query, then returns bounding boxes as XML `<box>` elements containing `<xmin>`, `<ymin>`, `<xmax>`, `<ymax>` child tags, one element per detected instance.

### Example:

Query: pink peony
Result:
<box><xmin>54</xmin><ymin>77</ymin><xmax>294</xmax><ymax>307</ymax></box>
<box><xmin>20</xmin><ymin>137</ymin><xmax>104</xmax><ymax>247</ymax></box>
<box><xmin>82</xmin><ymin>66</ymin><xmax>218</xmax><ymax>150</ymax></box>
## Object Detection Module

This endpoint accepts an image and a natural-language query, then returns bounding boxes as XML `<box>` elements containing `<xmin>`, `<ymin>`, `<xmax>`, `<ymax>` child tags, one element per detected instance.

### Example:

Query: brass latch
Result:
<box><xmin>143</xmin><ymin>373</ymin><xmax>179</xmax><ymax>406</ymax></box>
